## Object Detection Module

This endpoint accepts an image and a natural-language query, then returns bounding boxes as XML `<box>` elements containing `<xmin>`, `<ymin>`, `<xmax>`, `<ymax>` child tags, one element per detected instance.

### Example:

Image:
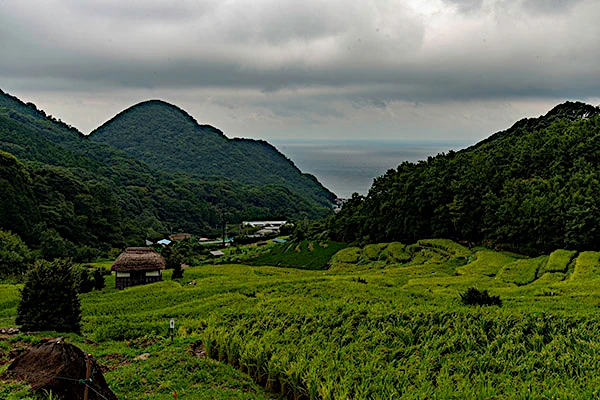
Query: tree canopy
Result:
<box><xmin>16</xmin><ymin>259</ymin><xmax>82</xmax><ymax>333</ymax></box>
<box><xmin>328</xmin><ymin>102</ymin><xmax>600</xmax><ymax>254</ymax></box>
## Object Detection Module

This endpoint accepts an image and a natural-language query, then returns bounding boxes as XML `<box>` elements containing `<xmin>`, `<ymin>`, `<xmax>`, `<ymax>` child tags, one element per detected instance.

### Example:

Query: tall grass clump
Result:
<box><xmin>459</xmin><ymin>287</ymin><xmax>502</xmax><ymax>306</ymax></box>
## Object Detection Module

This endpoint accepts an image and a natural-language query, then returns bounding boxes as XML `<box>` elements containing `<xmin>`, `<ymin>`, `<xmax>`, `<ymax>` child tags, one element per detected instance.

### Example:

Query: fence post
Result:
<box><xmin>84</xmin><ymin>353</ymin><xmax>91</xmax><ymax>400</ymax></box>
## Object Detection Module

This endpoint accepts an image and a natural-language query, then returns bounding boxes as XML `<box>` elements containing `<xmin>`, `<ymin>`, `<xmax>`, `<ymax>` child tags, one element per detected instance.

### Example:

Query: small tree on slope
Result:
<box><xmin>162</xmin><ymin>245</ymin><xmax>184</xmax><ymax>279</ymax></box>
<box><xmin>16</xmin><ymin>259</ymin><xmax>81</xmax><ymax>333</ymax></box>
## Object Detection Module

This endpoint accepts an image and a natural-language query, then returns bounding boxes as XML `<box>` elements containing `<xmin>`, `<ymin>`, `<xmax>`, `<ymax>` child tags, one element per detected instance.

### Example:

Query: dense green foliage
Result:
<box><xmin>0</xmin><ymin>230</ymin><xmax>33</xmax><ymax>279</ymax></box>
<box><xmin>89</xmin><ymin>100</ymin><xmax>335</xmax><ymax>208</ymax></box>
<box><xmin>16</xmin><ymin>259</ymin><xmax>81</xmax><ymax>333</ymax></box>
<box><xmin>161</xmin><ymin>245</ymin><xmax>185</xmax><ymax>279</ymax></box>
<box><xmin>0</xmin><ymin>152</ymin><xmax>40</xmax><ymax>244</ymax></box>
<box><xmin>329</xmin><ymin>102</ymin><xmax>600</xmax><ymax>254</ymax></box>
<box><xmin>72</xmin><ymin>264</ymin><xmax>107</xmax><ymax>294</ymax></box>
<box><xmin>0</xmin><ymin>89</ymin><xmax>334</xmax><ymax>258</ymax></box>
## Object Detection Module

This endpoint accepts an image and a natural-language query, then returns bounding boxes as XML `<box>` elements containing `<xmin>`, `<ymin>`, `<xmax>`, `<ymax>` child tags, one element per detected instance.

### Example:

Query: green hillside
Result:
<box><xmin>0</xmin><ymin>90</ymin><xmax>334</xmax><ymax>257</ymax></box>
<box><xmin>329</xmin><ymin>101</ymin><xmax>600</xmax><ymax>254</ymax></box>
<box><xmin>89</xmin><ymin>100</ymin><xmax>335</xmax><ymax>207</ymax></box>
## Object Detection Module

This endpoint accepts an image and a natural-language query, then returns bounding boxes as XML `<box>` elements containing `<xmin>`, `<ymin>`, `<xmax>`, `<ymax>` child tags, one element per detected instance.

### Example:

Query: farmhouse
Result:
<box><xmin>111</xmin><ymin>247</ymin><xmax>166</xmax><ymax>290</ymax></box>
<box><xmin>242</xmin><ymin>220</ymin><xmax>287</xmax><ymax>228</ymax></box>
<box><xmin>169</xmin><ymin>233</ymin><xmax>191</xmax><ymax>241</ymax></box>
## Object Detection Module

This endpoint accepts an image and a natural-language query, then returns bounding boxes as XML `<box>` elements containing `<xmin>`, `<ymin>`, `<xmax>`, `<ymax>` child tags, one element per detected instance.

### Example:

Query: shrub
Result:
<box><xmin>39</xmin><ymin>229</ymin><xmax>76</xmax><ymax>260</ymax></box>
<box><xmin>74</xmin><ymin>266</ymin><xmax>94</xmax><ymax>293</ymax></box>
<box><xmin>93</xmin><ymin>268</ymin><xmax>106</xmax><ymax>291</ymax></box>
<box><xmin>459</xmin><ymin>287</ymin><xmax>502</xmax><ymax>306</ymax></box>
<box><xmin>0</xmin><ymin>229</ymin><xmax>33</xmax><ymax>278</ymax></box>
<box><xmin>16</xmin><ymin>259</ymin><xmax>81</xmax><ymax>333</ymax></box>
<box><xmin>162</xmin><ymin>246</ymin><xmax>184</xmax><ymax>279</ymax></box>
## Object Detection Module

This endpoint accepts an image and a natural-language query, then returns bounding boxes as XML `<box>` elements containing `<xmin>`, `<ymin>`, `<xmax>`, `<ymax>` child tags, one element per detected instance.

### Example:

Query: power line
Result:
<box><xmin>83</xmin><ymin>382</ymin><xmax>110</xmax><ymax>400</ymax></box>
<box><xmin>8</xmin><ymin>368</ymin><xmax>111</xmax><ymax>400</ymax></box>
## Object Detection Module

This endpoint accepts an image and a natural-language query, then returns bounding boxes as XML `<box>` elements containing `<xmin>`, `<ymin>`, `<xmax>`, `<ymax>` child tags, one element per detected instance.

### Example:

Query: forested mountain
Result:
<box><xmin>89</xmin><ymin>100</ymin><xmax>335</xmax><ymax>207</ymax></box>
<box><xmin>329</xmin><ymin>102</ymin><xmax>600</xmax><ymax>254</ymax></box>
<box><xmin>0</xmin><ymin>89</ymin><xmax>333</xmax><ymax>259</ymax></box>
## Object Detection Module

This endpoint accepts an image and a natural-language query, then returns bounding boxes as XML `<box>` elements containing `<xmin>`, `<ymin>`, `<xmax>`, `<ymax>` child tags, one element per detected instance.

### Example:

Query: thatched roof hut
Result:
<box><xmin>111</xmin><ymin>247</ymin><xmax>165</xmax><ymax>272</ymax></box>
<box><xmin>111</xmin><ymin>247</ymin><xmax>165</xmax><ymax>290</ymax></box>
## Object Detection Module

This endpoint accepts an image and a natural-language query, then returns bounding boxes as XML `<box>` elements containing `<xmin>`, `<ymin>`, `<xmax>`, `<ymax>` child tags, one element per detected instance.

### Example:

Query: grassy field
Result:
<box><xmin>3</xmin><ymin>240</ymin><xmax>600</xmax><ymax>399</ymax></box>
<box><xmin>240</xmin><ymin>240</ymin><xmax>348</xmax><ymax>270</ymax></box>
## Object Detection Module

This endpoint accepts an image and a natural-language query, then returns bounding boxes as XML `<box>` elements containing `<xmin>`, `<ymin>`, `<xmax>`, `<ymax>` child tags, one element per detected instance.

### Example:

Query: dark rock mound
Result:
<box><xmin>1</xmin><ymin>338</ymin><xmax>117</xmax><ymax>400</ymax></box>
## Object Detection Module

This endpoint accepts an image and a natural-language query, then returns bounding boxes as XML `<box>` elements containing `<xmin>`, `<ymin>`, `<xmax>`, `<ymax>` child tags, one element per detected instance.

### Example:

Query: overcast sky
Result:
<box><xmin>1</xmin><ymin>0</ymin><xmax>599</xmax><ymax>143</ymax></box>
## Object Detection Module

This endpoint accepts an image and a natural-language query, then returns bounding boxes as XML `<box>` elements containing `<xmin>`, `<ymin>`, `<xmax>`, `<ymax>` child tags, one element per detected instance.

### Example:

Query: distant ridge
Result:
<box><xmin>89</xmin><ymin>99</ymin><xmax>335</xmax><ymax>206</ymax></box>
<box><xmin>471</xmin><ymin>101</ymin><xmax>600</xmax><ymax>150</ymax></box>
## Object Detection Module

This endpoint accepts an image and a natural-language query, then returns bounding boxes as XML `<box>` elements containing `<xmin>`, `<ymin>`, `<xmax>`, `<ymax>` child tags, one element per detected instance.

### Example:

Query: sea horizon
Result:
<box><xmin>271</xmin><ymin>139</ymin><xmax>472</xmax><ymax>199</ymax></box>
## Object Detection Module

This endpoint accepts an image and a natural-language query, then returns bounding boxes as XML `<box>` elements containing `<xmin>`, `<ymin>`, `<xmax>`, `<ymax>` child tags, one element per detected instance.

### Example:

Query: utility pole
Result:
<box><xmin>221</xmin><ymin>209</ymin><xmax>226</xmax><ymax>247</ymax></box>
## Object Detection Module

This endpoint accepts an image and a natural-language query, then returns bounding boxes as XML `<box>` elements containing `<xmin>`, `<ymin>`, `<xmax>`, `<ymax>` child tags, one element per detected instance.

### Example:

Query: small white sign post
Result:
<box><xmin>169</xmin><ymin>318</ymin><xmax>175</xmax><ymax>342</ymax></box>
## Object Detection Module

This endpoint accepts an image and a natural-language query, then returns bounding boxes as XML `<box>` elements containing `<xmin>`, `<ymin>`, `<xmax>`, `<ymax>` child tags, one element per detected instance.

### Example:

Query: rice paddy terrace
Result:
<box><xmin>3</xmin><ymin>239</ymin><xmax>600</xmax><ymax>399</ymax></box>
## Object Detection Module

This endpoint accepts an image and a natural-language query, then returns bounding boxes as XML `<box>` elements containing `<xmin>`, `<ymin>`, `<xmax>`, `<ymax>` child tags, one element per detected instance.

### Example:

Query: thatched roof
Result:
<box><xmin>111</xmin><ymin>247</ymin><xmax>166</xmax><ymax>272</ymax></box>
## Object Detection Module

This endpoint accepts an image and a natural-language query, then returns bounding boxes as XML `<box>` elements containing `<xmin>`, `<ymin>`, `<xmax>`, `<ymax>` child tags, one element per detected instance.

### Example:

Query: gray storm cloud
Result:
<box><xmin>0</xmin><ymin>0</ymin><xmax>598</xmax><ymax>139</ymax></box>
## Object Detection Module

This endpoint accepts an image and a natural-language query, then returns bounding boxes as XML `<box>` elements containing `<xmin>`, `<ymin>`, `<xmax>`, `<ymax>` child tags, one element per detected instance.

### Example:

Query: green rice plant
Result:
<box><xmin>570</xmin><ymin>251</ymin><xmax>600</xmax><ymax>282</ymax></box>
<box><xmin>457</xmin><ymin>250</ymin><xmax>518</xmax><ymax>277</ymax></box>
<box><xmin>225</xmin><ymin>332</ymin><xmax>243</xmax><ymax>367</ymax></box>
<box><xmin>282</xmin><ymin>356</ymin><xmax>308</xmax><ymax>400</ymax></box>
<box><xmin>8</xmin><ymin>245</ymin><xmax>600</xmax><ymax>399</ymax></box>
<box><xmin>540</xmin><ymin>249</ymin><xmax>576</xmax><ymax>275</ymax></box>
<box><xmin>418</xmin><ymin>248</ymin><xmax>448</xmax><ymax>264</ymax></box>
<box><xmin>265</xmin><ymin>352</ymin><xmax>286</xmax><ymax>392</ymax></box>
<box><xmin>530</xmin><ymin>272</ymin><xmax>565</xmax><ymax>286</ymax></box>
<box><xmin>386</xmin><ymin>242</ymin><xmax>411</xmax><ymax>264</ymax></box>
<box><xmin>330</xmin><ymin>247</ymin><xmax>362</xmax><ymax>264</ymax></box>
<box><xmin>496</xmin><ymin>256</ymin><xmax>547</xmax><ymax>285</ymax></box>
<box><xmin>327</xmin><ymin>262</ymin><xmax>360</xmax><ymax>273</ymax></box>
<box><xmin>245</xmin><ymin>240</ymin><xmax>348</xmax><ymax>270</ymax></box>
<box><xmin>362</xmin><ymin>243</ymin><xmax>387</xmax><ymax>261</ymax></box>
<box><xmin>317</xmin><ymin>380</ymin><xmax>335</xmax><ymax>400</ymax></box>
<box><xmin>301</xmin><ymin>362</ymin><xmax>322</xmax><ymax>400</ymax></box>
<box><xmin>417</xmin><ymin>239</ymin><xmax>472</xmax><ymax>258</ymax></box>
<box><xmin>87</xmin><ymin>260</ymin><xmax>115</xmax><ymax>270</ymax></box>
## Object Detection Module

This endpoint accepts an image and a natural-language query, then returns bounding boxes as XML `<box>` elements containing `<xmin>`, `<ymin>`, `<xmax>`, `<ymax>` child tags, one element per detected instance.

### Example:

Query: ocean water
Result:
<box><xmin>272</xmin><ymin>139</ymin><xmax>470</xmax><ymax>198</ymax></box>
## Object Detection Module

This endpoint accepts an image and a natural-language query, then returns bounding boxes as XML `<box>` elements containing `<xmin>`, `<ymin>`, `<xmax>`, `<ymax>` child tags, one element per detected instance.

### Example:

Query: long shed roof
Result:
<box><xmin>111</xmin><ymin>247</ymin><xmax>166</xmax><ymax>272</ymax></box>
